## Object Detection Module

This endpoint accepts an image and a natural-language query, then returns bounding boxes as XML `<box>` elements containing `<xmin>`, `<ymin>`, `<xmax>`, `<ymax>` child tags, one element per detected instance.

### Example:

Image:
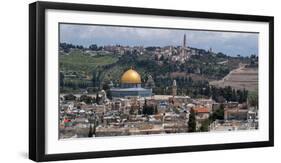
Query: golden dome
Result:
<box><xmin>121</xmin><ymin>68</ymin><xmax>141</xmax><ymax>84</ymax></box>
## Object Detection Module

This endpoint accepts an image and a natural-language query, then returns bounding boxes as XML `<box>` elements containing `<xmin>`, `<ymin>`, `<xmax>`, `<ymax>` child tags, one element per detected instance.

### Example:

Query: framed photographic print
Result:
<box><xmin>29</xmin><ymin>1</ymin><xmax>274</xmax><ymax>162</ymax></box>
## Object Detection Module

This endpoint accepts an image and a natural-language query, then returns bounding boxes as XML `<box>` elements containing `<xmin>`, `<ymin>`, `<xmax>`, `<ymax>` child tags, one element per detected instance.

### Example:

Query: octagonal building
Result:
<box><xmin>110</xmin><ymin>68</ymin><xmax>152</xmax><ymax>98</ymax></box>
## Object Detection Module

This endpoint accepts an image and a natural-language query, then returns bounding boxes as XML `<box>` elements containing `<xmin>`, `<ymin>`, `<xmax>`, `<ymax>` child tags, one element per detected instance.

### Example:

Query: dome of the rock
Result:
<box><xmin>120</xmin><ymin>68</ymin><xmax>141</xmax><ymax>84</ymax></box>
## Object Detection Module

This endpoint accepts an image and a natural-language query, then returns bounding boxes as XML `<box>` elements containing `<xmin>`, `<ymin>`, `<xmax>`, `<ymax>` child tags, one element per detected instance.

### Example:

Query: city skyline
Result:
<box><xmin>60</xmin><ymin>23</ymin><xmax>259</xmax><ymax>57</ymax></box>
<box><xmin>59</xmin><ymin>23</ymin><xmax>259</xmax><ymax>139</ymax></box>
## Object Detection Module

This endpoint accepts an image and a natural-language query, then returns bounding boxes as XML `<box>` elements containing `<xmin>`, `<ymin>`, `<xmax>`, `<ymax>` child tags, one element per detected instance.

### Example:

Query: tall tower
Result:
<box><xmin>183</xmin><ymin>34</ymin><xmax>186</xmax><ymax>48</ymax></box>
<box><xmin>172</xmin><ymin>80</ymin><xmax>177</xmax><ymax>96</ymax></box>
<box><xmin>181</xmin><ymin>34</ymin><xmax>187</xmax><ymax>58</ymax></box>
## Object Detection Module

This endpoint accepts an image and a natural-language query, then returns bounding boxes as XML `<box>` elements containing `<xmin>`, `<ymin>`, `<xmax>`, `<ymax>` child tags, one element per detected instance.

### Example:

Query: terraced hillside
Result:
<box><xmin>210</xmin><ymin>64</ymin><xmax>258</xmax><ymax>91</ymax></box>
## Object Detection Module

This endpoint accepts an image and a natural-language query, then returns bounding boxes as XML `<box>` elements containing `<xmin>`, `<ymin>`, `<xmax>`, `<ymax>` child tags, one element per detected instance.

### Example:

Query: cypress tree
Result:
<box><xmin>88</xmin><ymin>124</ymin><xmax>93</xmax><ymax>137</ymax></box>
<box><xmin>188</xmin><ymin>108</ymin><xmax>196</xmax><ymax>132</ymax></box>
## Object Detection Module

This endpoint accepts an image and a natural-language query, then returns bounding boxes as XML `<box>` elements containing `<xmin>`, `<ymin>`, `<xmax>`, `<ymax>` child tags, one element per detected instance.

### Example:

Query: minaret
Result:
<box><xmin>172</xmin><ymin>80</ymin><xmax>177</xmax><ymax>96</ymax></box>
<box><xmin>183</xmin><ymin>34</ymin><xmax>186</xmax><ymax>48</ymax></box>
<box><xmin>181</xmin><ymin>34</ymin><xmax>187</xmax><ymax>57</ymax></box>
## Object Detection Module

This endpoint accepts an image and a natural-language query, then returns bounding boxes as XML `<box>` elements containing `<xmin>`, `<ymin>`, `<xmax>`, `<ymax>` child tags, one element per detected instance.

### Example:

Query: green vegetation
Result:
<box><xmin>188</xmin><ymin>108</ymin><xmax>196</xmax><ymax>132</ymax></box>
<box><xmin>142</xmin><ymin>100</ymin><xmax>157</xmax><ymax>115</ymax></box>
<box><xmin>211</xmin><ymin>86</ymin><xmax>248</xmax><ymax>103</ymax></box>
<box><xmin>199</xmin><ymin>119</ymin><xmax>210</xmax><ymax>132</ymax></box>
<box><xmin>59</xmin><ymin>43</ymin><xmax>253</xmax><ymax>104</ymax></box>
<box><xmin>79</xmin><ymin>94</ymin><xmax>94</xmax><ymax>104</ymax></box>
<box><xmin>248</xmin><ymin>90</ymin><xmax>258</xmax><ymax>109</ymax></box>
<box><xmin>63</xmin><ymin>94</ymin><xmax>77</xmax><ymax>101</ymax></box>
<box><xmin>88</xmin><ymin>124</ymin><xmax>94</xmax><ymax>137</ymax></box>
<box><xmin>60</xmin><ymin>50</ymin><xmax>118</xmax><ymax>74</ymax></box>
<box><xmin>210</xmin><ymin>104</ymin><xmax>225</xmax><ymax>122</ymax></box>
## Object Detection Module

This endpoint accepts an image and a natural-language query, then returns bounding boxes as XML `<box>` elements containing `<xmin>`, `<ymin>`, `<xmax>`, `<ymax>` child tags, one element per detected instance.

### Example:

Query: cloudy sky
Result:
<box><xmin>60</xmin><ymin>23</ymin><xmax>258</xmax><ymax>57</ymax></box>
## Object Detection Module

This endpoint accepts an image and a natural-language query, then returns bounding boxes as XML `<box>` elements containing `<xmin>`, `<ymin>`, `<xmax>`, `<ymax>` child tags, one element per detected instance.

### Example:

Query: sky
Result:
<box><xmin>60</xmin><ymin>23</ymin><xmax>259</xmax><ymax>57</ymax></box>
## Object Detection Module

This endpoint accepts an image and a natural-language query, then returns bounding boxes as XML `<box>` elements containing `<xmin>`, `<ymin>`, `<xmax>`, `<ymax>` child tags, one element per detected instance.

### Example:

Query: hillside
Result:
<box><xmin>210</xmin><ymin>64</ymin><xmax>258</xmax><ymax>91</ymax></box>
<box><xmin>59</xmin><ymin>49</ymin><xmax>119</xmax><ymax>74</ymax></box>
<box><xmin>59</xmin><ymin>44</ymin><xmax>257</xmax><ymax>98</ymax></box>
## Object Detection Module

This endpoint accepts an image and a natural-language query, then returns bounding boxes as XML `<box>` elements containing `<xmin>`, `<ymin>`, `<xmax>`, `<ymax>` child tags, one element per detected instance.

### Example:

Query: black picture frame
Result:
<box><xmin>29</xmin><ymin>1</ymin><xmax>274</xmax><ymax>162</ymax></box>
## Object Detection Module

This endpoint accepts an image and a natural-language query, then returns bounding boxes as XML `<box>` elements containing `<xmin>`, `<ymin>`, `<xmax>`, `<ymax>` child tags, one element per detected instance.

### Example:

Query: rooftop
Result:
<box><xmin>194</xmin><ymin>107</ymin><xmax>209</xmax><ymax>113</ymax></box>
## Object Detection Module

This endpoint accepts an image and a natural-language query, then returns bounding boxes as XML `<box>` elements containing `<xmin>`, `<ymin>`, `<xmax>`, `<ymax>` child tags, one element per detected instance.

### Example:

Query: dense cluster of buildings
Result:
<box><xmin>60</xmin><ymin>34</ymin><xmax>207</xmax><ymax>65</ymax></box>
<box><xmin>59</xmin><ymin>68</ymin><xmax>258</xmax><ymax>139</ymax></box>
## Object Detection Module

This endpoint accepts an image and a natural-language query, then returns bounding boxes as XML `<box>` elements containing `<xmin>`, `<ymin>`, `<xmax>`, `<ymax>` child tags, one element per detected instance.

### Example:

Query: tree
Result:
<box><xmin>211</xmin><ymin>104</ymin><xmax>224</xmax><ymax>121</ymax></box>
<box><xmin>76</xmin><ymin>45</ymin><xmax>84</xmax><ymax>49</ymax></box>
<box><xmin>93</xmin><ymin>120</ymin><xmax>97</xmax><ymax>136</ymax></box>
<box><xmin>92</xmin><ymin>70</ymin><xmax>98</xmax><ymax>88</ymax></box>
<box><xmin>225</xmin><ymin>86</ymin><xmax>232</xmax><ymax>101</ymax></box>
<box><xmin>96</xmin><ymin>93</ymin><xmax>100</xmax><ymax>104</ymax></box>
<box><xmin>64</xmin><ymin>94</ymin><xmax>76</xmax><ymax>101</ymax></box>
<box><xmin>142</xmin><ymin>100</ymin><xmax>148</xmax><ymax>115</ymax></box>
<box><xmin>59</xmin><ymin>72</ymin><xmax>65</xmax><ymax>89</ymax></box>
<box><xmin>106</xmin><ymin>89</ymin><xmax>112</xmax><ymax>100</ymax></box>
<box><xmin>188</xmin><ymin>108</ymin><xmax>196</xmax><ymax>132</ymax></box>
<box><xmin>80</xmin><ymin>95</ymin><xmax>93</xmax><ymax>104</ymax></box>
<box><xmin>248</xmin><ymin>91</ymin><xmax>258</xmax><ymax>109</ymax></box>
<box><xmin>89</xmin><ymin>44</ymin><xmax>98</xmax><ymax>51</ymax></box>
<box><xmin>142</xmin><ymin>100</ymin><xmax>154</xmax><ymax>115</ymax></box>
<box><xmin>237</xmin><ymin>88</ymin><xmax>248</xmax><ymax>103</ymax></box>
<box><xmin>102</xmin><ymin>83</ymin><xmax>110</xmax><ymax>91</ymax></box>
<box><xmin>88</xmin><ymin>124</ymin><xmax>93</xmax><ymax>137</ymax></box>
<box><xmin>60</xmin><ymin>42</ymin><xmax>75</xmax><ymax>53</ymax></box>
<box><xmin>199</xmin><ymin>119</ymin><xmax>210</xmax><ymax>132</ymax></box>
<box><xmin>243</xmin><ymin>89</ymin><xmax>248</xmax><ymax>103</ymax></box>
<box><xmin>204</xmin><ymin>86</ymin><xmax>210</xmax><ymax>97</ymax></box>
<box><xmin>231</xmin><ymin>89</ymin><xmax>237</xmax><ymax>101</ymax></box>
